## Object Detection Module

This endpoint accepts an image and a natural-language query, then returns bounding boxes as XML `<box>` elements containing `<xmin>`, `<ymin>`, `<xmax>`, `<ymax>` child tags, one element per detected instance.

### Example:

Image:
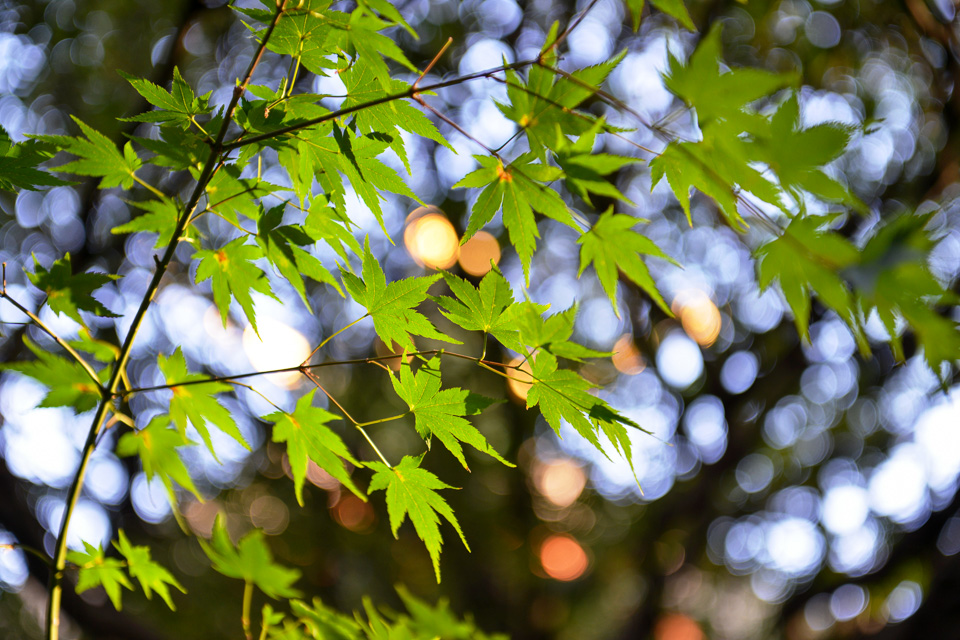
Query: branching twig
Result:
<box><xmin>0</xmin><ymin>264</ymin><xmax>104</xmax><ymax>393</ymax></box>
<box><xmin>44</xmin><ymin>4</ymin><xmax>291</xmax><ymax>639</ymax></box>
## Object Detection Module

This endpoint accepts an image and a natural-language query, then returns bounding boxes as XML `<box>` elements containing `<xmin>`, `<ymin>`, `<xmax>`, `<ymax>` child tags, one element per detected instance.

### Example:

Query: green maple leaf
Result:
<box><xmin>663</xmin><ymin>23</ymin><xmax>797</xmax><ymax>127</ymax></box>
<box><xmin>68</xmin><ymin>328</ymin><xmax>120</xmax><ymax>365</ymax></box>
<box><xmin>1</xmin><ymin>337</ymin><xmax>103</xmax><ymax>412</ymax></box>
<box><xmin>651</xmin><ymin>121</ymin><xmax>785</xmax><ymax>229</ymax></box>
<box><xmin>195</xmin><ymin>237</ymin><xmax>276</xmax><ymax>335</ymax></box>
<box><xmin>256</xmin><ymin>204</ymin><xmax>343</xmax><ymax>311</ymax></box>
<box><xmin>0</xmin><ymin>125</ymin><xmax>68</xmax><ymax>191</ymax></box>
<box><xmin>288</xmin><ymin>598</ymin><xmax>363</xmax><ymax>640</ymax></box>
<box><xmin>526</xmin><ymin>351</ymin><xmax>642</xmax><ymax>478</ymax></box>
<box><xmin>38</xmin><ymin>116</ymin><xmax>142</xmax><ymax>189</ymax></box>
<box><xmin>203</xmin><ymin>165</ymin><xmax>282</xmax><ymax>224</ymax></box>
<box><xmin>240</xmin><ymin>2</ymin><xmax>338</xmax><ymax>78</ymax></box>
<box><xmin>67</xmin><ymin>542</ymin><xmax>131</xmax><ymax>610</ymax></box>
<box><xmin>391</xmin><ymin>357</ymin><xmax>511</xmax><ymax>470</ymax></box>
<box><xmin>326</xmin><ymin>9</ymin><xmax>417</xmax><ymax>90</ymax></box>
<box><xmin>577</xmin><ymin>210</ymin><xmax>677</xmax><ymax>317</ymax></box>
<box><xmin>289</xmin><ymin>125</ymin><xmax>421</xmax><ymax>236</ymax></box>
<box><xmin>554</xmin><ymin>119</ymin><xmax>641</xmax><ymax>206</ymax></box>
<box><xmin>750</xmin><ymin>93</ymin><xmax>864</xmax><ymax>212</ymax></box>
<box><xmin>434</xmin><ymin>268</ymin><xmax>521</xmax><ymax>352</ymax></box>
<box><xmin>116</xmin><ymin>415</ymin><xmax>202</xmax><ymax>501</ymax></box>
<box><xmin>304</xmin><ymin>195</ymin><xmax>363</xmax><ymax>263</ymax></box>
<box><xmin>263</xmin><ymin>389</ymin><xmax>364</xmax><ymax>506</ymax></box>
<box><xmin>497</xmin><ymin>49</ymin><xmax>626</xmax><ymax>159</ymax></box>
<box><xmin>650</xmin><ymin>0</ymin><xmax>695</xmax><ymax>30</ymax></box>
<box><xmin>455</xmin><ymin>154</ymin><xmax>576</xmax><ymax>282</ymax></box>
<box><xmin>158</xmin><ymin>348</ymin><xmax>250</xmax><ymax>458</ymax></box>
<box><xmin>340</xmin><ymin>240</ymin><xmax>455</xmax><ymax>349</ymax></box>
<box><xmin>119</xmin><ymin>67</ymin><xmax>211</xmax><ymax>128</ymax></box>
<box><xmin>112</xmin><ymin>196</ymin><xmax>194</xmax><ymax>249</ymax></box>
<box><xmin>200</xmin><ymin>514</ymin><xmax>302</xmax><ymax>599</ymax></box>
<box><xmin>516</xmin><ymin>303</ymin><xmax>609</xmax><ymax>361</ymax></box>
<box><xmin>27</xmin><ymin>253</ymin><xmax>119</xmax><ymax>327</ymax></box>
<box><xmin>131</xmin><ymin>126</ymin><xmax>208</xmax><ymax>171</ymax></box>
<box><xmin>114</xmin><ymin>530</ymin><xmax>185</xmax><ymax>610</ymax></box>
<box><xmin>846</xmin><ymin>212</ymin><xmax>960</xmax><ymax>374</ymax></box>
<box><xmin>367</xmin><ymin>455</ymin><xmax>468</xmax><ymax>582</ymax></box>
<box><xmin>341</xmin><ymin>65</ymin><xmax>453</xmax><ymax>172</ymax></box>
<box><xmin>756</xmin><ymin>215</ymin><xmax>864</xmax><ymax>349</ymax></box>
<box><xmin>395</xmin><ymin>585</ymin><xmax>488</xmax><ymax>640</ymax></box>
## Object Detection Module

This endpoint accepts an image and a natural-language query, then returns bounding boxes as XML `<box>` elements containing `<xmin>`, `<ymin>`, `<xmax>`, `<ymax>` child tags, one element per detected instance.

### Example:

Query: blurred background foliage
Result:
<box><xmin>2</xmin><ymin>0</ymin><xmax>960</xmax><ymax>639</ymax></box>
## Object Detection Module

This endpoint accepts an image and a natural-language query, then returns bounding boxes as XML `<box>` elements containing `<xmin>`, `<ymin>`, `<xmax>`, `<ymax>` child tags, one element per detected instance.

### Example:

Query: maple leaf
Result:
<box><xmin>303</xmin><ymin>195</ymin><xmax>363</xmax><ymax>263</ymax></box>
<box><xmin>194</xmin><ymin>237</ymin><xmax>277</xmax><ymax>335</ymax></box>
<box><xmin>288</xmin><ymin>598</ymin><xmax>363</xmax><ymax>640</ymax></box>
<box><xmin>131</xmin><ymin>126</ymin><xmax>208</xmax><ymax>171</ymax></box>
<box><xmin>67</xmin><ymin>542</ymin><xmax>131</xmax><ymax>610</ymax></box>
<box><xmin>27</xmin><ymin>253</ymin><xmax>119</xmax><ymax>327</ymax></box>
<box><xmin>256</xmin><ymin>204</ymin><xmax>343</xmax><ymax>311</ymax></box>
<box><xmin>263</xmin><ymin>389</ymin><xmax>364</xmax><ymax>506</ymax></box>
<box><xmin>114</xmin><ymin>530</ymin><xmax>186</xmax><ymax>610</ymax></box>
<box><xmin>497</xmin><ymin>50</ymin><xmax>627</xmax><ymax>160</ymax></box>
<box><xmin>455</xmin><ymin>154</ymin><xmax>576</xmax><ymax>282</ymax></box>
<box><xmin>433</xmin><ymin>268</ymin><xmax>521</xmax><ymax>352</ymax></box>
<box><xmin>340</xmin><ymin>240</ymin><xmax>455</xmax><ymax>349</ymax></box>
<box><xmin>391</xmin><ymin>357</ymin><xmax>511</xmax><ymax>470</ymax></box>
<box><xmin>516</xmin><ymin>303</ymin><xmax>610</xmax><ymax>361</ymax></box>
<box><xmin>116</xmin><ymin>415</ymin><xmax>202</xmax><ymax>501</ymax></box>
<box><xmin>0</xmin><ymin>124</ymin><xmax>68</xmax><ymax>191</ymax></box>
<box><xmin>203</xmin><ymin>165</ymin><xmax>282</xmax><ymax>224</ymax></box>
<box><xmin>577</xmin><ymin>210</ymin><xmax>677</xmax><ymax>317</ymax></box>
<box><xmin>1</xmin><ymin>337</ymin><xmax>104</xmax><ymax>412</ymax></box>
<box><xmin>663</xmin><ymin>24</ymin><xmax>798</xmax><ymax>127</ymax></box>
<box><xmin>367</xmin><ymin>456</ymin><xmax>468</xmax><ymax>582</ymax></box>
<box><xmin>847</xmin><ymin>211</ymin><xmax>960</xmax><ymax>375</ymax></box>
<box><xmin>341</xmin><ymin>65</ymin><xmax>453</xmax><ymax>172</ymax></box>
<box><xmin>525</xmin><ymin>351</ymin><xmax>643</xmax><ymax>479</ymax></box>
<box><xmin>624</xmin><ymin>0</ymin><xmax>695</xmax><ymax>30</ymax></box>
<box><xmin>158</xmin><ymin>348</ymin><xmax>250</xmax><ymax>458</ymax></box>
<box><xmin>38</xmin><ymin>116</ymin><xmax>142</xmax><ymax>189</ymax></box>
<box><xmin>756</xmin><ymin>215</ymin><xmax>865</xmax><ymax>349</ymax></box>
<box><xmin>119</xmin><ymin>67</ymin><xmax>211</xmax><ymax>128</ymax></box>
<box><xmin>200</xmin><ymin>514</ymin><xmax>302</xmax><ymax>599</ymax></box>
<box><xmin>112</xmin><ymin>196</ymin><xmax>193</xmax><ymax>249</ymax></box>
<box><xmin>290</xmin><ymin>125</ymin><xmax>421</xmax><ymax>236</ymax></box>
<box><xmin>749</xmin><ymin>92</ymin><xmax>865</xmax><ymax>212</ymax></box>
<box><xmin>554</xmin><ymin>119</ymin><xmax>641</xmax><ymax>206</ymax></box>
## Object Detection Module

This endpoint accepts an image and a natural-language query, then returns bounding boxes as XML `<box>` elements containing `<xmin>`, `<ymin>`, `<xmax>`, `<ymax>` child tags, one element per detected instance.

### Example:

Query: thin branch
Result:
<box><xmin>44</xmin><ymin>4</ymin><xmax>290</xmax><ymax>639</ymax></box>
<box><xmin>413</xmin><ymin>37</ymin><xmax>453</xmax><ymax>91</ymax></box>
<box><xmin>414</xmin><ymin>96</ymin><xmax>500</xmax><ymax>158</ymax></box>
<box><xmin>490</xmin><ymin>75</ymin><xmax>659</xmax><ymax>155</ymax></box>
<box><xmin>301</xmin><ymin>368</ymin><xmax>358</xmax><ymax>424</ymax></box>
<box><xmin>302</xmin><ymin>315</ymin><xmax>367</xmax><ymax>366</ymax></box>
<box><xmin>241</xmin><ymin>580</ymin><xmax>254</xmax><ymax>640</ymax></box>
<box><xmin>541</xmin><ymin>0</ymin><xmax>604</xmax><ymax>58</ymax></box>
<box><xmin>222</xmin><ymin>59</ymin><xmax>540</xmax><ymax>152</ymax></box>
<box><xmin>121</xmin><ymin>349</ymin><xmax>534</xmax><ymax>397</ymax></box>
<box><xmin>0</xmin><ymin>266</ymin><xmax>104</xmax><ymax>393</ymax></box>
<box><xmin>1</xmin><ymin>542</ymin><xmax>52</xmax><ymax>567</ymax></box>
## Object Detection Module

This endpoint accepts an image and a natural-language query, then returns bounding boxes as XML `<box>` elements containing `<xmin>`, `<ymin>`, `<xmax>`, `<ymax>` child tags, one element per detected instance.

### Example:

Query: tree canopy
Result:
<box><xmin>1</xmin><ymin>0</ymin><xmax>960</xmax><ymax>639</ymax></box>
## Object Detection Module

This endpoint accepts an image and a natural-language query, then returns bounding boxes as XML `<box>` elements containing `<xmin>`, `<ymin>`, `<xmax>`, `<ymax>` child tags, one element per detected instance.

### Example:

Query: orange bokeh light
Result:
<box><xmin>654</xmin><ymin>613</ymin><xmax>704</xmax><ymax>640</ymax></box>
<box><xmin>612</xmin><ymin>334</ymin><xmax>645</xmax><ymax>375</ymax></box>
<box><xmin>534</xmin><ymin>459</ymin><xmax>587</xmax><ymax>508</ymax></box>
<box><xmin>404</xmin><ymin>209</ymin><xmax>459</xmax><ymax>270</ymax></box>
<box><xmin>458</xmin><ymin>231</ymin><xmax>501</xmax><ymax>276</ymax></box>
<box><xmin>672</xmin><ymin>290</ymin><xmax>722</xmax><ymax>347</ymax></box>
<box><xmin>539</xmin><ymin>534</ymin><xmax>589</xmax><ymax>581</ymax></box>
<box><xmin>506</xmin><ymin>356</ymin><xmax>534</xmax><ymax>401</ymax></box>
<box><xmin>333</xmin><ymin>495</ymin><xmax>375</xmax><ymax>533</ymax></box>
